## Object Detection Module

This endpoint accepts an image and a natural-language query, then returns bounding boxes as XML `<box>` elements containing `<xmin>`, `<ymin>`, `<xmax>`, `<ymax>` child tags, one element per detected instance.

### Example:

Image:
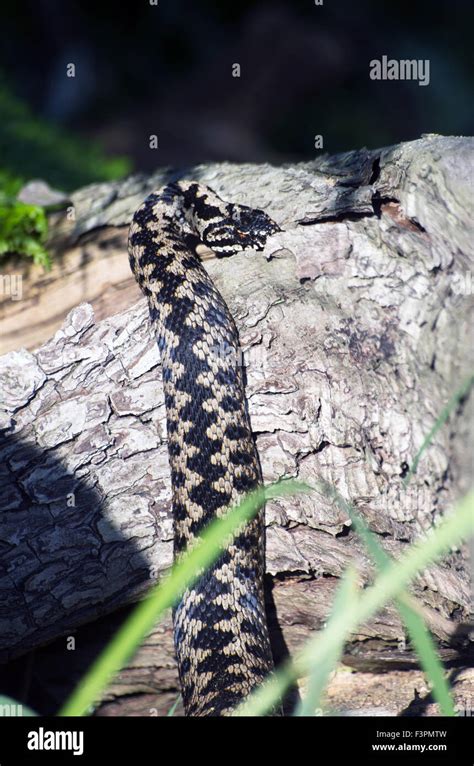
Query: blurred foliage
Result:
<box><xmin>0</xmin><ymin>77</ymin><xmax>131</xmax><ymax>267</ymax></box>
<box><xmin>0</xmin><ymin>77</ymin><xmax>131</xmax><ymax>191</ymax></box>
<box><xmin>2</xmin><ymin>0</ymin><xmax>473</xmax><ymax>171</ymax></box>
<box><xmin>0</xmin><ymin>171</ymin><xmax>50</xmax><ymax>268</ymax></box>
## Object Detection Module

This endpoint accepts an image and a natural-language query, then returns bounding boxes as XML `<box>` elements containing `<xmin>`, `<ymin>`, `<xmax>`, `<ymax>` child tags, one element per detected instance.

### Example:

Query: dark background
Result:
<box><xmin>1</xmin><ymin>0</ymin><xmax>473</xmax><ymax>186</ymax></box>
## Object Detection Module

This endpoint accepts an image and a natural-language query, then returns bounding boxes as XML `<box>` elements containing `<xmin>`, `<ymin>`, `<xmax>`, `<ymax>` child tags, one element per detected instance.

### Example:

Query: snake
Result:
<box><xmin>128</xmin><ymin>180</ymin><xmax>281</xmax><ymax>716</ymax></box>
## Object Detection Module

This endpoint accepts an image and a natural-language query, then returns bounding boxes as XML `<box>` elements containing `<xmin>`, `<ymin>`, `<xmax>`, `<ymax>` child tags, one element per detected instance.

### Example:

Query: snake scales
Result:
<box><xmin>128</xmin><ymin>180</ymin><xmax>280</xmax><ymax>716</ymax></box>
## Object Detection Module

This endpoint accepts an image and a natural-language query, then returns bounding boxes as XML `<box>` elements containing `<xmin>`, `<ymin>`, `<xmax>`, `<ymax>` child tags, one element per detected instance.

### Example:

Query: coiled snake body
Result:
<box><xmin>128</xmin><ymin>181</ymin><xmax>280</xmax><ymax>716</ymax></box>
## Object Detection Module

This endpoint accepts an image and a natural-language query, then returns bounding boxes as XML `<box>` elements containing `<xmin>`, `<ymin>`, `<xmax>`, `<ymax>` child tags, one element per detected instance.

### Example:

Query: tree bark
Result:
<box><xmin>0</xmin><ymin>135</ymin><xmax>472</xmax><ymax>686</ymax></box>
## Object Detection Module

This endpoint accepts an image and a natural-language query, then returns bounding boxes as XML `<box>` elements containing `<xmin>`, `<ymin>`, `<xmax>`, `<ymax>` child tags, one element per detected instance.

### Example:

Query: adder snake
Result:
<box><xmin>128</xmin><ymin>180</ymin><xmax>280</xmax><ymax>716</ymax></box>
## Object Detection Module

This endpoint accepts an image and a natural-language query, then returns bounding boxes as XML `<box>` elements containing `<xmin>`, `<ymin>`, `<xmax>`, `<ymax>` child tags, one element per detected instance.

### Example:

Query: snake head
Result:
<box><xmin>203</xmin><ymin>204</ymin><xmax>281</xmax><ymax>256</ymax></box>
<box><xmin>230</xmin><ymin>204</ymin><xmax>281</xmax><ymax>250</ymax></box>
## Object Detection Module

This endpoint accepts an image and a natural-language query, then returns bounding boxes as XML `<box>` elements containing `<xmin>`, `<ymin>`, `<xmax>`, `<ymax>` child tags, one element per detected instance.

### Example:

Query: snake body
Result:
<box><xmin>128</xmin><ymin>180</ymin><xmax>280</xmax><ymax>716</ymax></box>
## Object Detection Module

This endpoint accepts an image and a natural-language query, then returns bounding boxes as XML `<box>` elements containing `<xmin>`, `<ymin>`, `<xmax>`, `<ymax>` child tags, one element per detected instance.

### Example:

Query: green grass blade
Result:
<box><xmin>396</xmin><ymin>597</ymin><xmax>455</xmax><ymax>715</ymax></box>
<box><xmin>58</xmin><ymin>479</ymin><xmax>309</xmax><ymax>717</ymax></box>
<box><xmin>403</xmin><ymin>373</ymin><xmax>474</xmax><ymax>487</ymax></box>
<box><xmin>166</xmin><ymin>694</ymin><xmax>181</xmax><ymax>717</ymax></box>
<box><xmin>234</xmin><ymin>490</ymin><xmax>474</xmax><ymax>716</ymax></box>
<box><xmin>315</xmin><ymin>479</ymin><xmax>456</xmax><ymax>715</ymax></box>
<box><xmin>295</xmin><ymin>566</ymin><xmax>359</xmax><ymax>716</ymax></box>
<box><xmin>395</xmin><ymin>374</ymin><xmax>474</xmax><ymax>711</ymax></box>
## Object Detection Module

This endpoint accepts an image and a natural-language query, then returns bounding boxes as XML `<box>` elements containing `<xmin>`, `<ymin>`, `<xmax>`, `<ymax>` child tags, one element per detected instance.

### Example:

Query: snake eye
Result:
<box><xmin>231</xmin><ymin>206</ymin><xmax>254</xmax><ymax>231</ymax></box>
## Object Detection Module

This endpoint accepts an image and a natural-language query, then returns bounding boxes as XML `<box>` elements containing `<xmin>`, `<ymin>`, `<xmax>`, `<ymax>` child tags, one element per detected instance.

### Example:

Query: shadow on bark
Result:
<box><xmin>0</xmin><ymin>431</ymin><xmax>150</xmax><ymax>714</ymax></box>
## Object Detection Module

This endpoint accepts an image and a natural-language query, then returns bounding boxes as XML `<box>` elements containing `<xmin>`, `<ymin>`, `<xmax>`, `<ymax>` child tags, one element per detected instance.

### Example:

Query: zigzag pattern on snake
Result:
<box><xmin>128</xmin><ymin>180</ymin><xmax>280</xmax><ymax>716</ymax></box>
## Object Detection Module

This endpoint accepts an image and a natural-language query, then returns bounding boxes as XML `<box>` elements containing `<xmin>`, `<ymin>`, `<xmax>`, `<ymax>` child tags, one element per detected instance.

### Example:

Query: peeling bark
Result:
<box><xmin>0</xmin><ymin>136</ymin><xmax>472</xmax><ymax>695</ymax></box>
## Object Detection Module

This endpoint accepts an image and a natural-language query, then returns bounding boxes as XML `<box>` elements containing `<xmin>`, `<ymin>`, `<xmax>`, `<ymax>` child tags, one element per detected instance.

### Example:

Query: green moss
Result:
<box><xmin>0</xmin><ymin>171</ymin><xmax>50</xmax><ymax>268</ymax></box>
<box><xmin>0</xmin><ymin>77</ymin><xmax>132</xmax><ymax>267</ymax></box>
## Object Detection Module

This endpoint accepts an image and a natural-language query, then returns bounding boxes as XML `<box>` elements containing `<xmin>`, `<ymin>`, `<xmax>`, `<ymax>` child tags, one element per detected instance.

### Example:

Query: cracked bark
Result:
<box><xmin>0</xmin><ymin>135</ymin><xmax>472</xmax><ymax>714</ymax></box>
